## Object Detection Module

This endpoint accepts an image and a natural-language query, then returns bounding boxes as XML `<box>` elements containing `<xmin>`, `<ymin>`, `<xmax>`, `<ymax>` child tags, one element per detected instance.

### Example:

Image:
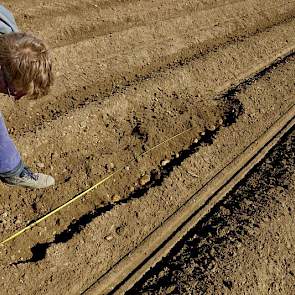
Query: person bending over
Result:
<box><xmin>0</xmin><ymin>5</ymin><xmax>54</xmax><ymax>188</ymax></box>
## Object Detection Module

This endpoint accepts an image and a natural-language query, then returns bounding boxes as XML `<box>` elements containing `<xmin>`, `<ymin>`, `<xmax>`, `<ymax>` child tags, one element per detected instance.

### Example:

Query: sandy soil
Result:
<box><xmin>131</xmin><ymin>128</ymin><xmax>295</xmax><ymax>295</ymax></box>
<box><xmin>0</xmin><ymin>0</ymin><xmax>294</xmax><ymax>294</ymax></box>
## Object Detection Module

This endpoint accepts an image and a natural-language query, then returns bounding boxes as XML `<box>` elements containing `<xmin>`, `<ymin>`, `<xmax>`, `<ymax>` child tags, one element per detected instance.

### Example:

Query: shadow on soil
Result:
<box><xmin>127</xmin><ymin>126</ymin><xmax>294</xmax><ymax>295</ymax></box>
<box><xmin>16</xmin><ymin>44</ymin><xmax>294</xmax><ymax>265</ymax></box>
<box><xmin>15</xmin><ymin>96</ymin><xmax>243</xmax><ymax>265</ymax></box>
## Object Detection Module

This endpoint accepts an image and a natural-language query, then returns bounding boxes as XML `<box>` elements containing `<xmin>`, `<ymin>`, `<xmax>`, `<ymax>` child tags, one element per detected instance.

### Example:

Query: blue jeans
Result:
<box><xmin>0</xmin><ymin>113</ymin><xmax>23</xmax><ymax>177</ymax></box>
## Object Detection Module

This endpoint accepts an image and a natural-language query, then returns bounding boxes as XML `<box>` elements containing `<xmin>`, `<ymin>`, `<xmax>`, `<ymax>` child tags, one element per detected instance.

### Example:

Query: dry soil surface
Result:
<box><xmin>0</xmin><ymin>0</ymin><xmax>294</xmax><ymax>294</ymax></box>
<box><xmin>130</xmin><ymin>123</ymin><xmax>295</xmax><ymax>295</ymax></box>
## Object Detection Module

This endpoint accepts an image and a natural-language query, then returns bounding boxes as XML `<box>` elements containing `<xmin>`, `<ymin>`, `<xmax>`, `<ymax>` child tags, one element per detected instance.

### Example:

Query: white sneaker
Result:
<box><xmin>1</xmin><ymin>166</ymin><xmax>55</xmax><ymax>188</ymax></box>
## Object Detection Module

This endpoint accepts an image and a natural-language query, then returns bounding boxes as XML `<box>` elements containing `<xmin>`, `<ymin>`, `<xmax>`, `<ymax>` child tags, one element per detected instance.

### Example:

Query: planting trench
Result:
<box><xmin>0</xmin><ymin>0</ymin><xmax>294</xmax><ymax>294</ymax></box>
<box><xmin>129</xmin><ymin>117</ymin><xmax>295</xmax><ymax>295</ymax></box>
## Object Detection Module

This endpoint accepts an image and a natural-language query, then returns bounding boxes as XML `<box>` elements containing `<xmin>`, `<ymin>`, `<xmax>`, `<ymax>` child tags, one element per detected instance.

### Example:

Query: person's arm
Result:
<box><xmin>0</xmin><ymin>5</ymin><xmax>19</xmax><ymax>34</ymax></box>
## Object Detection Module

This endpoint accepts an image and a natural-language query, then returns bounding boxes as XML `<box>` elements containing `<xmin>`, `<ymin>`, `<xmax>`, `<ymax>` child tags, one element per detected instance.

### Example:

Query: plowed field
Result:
<box><xmin>0</xmin><ymin>1</ymin><xmax>294</xmax><ymax>294</ymax></box>
<box><xmin>131</xmin><ymin>123</ymin><xmax>295</xmax><ymax>295</ymax></box>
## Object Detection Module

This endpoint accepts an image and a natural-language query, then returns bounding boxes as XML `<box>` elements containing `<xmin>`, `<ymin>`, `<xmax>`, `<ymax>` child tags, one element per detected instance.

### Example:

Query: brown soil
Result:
<box><xmin>130</xmin><ymin>127</ymin><xmax>295</xmax><ymax>295</ymax></box>
<box><xmin>0</xmin><ymin>0</ymin><xmax>294</xmax><ymax>294</ymax></box>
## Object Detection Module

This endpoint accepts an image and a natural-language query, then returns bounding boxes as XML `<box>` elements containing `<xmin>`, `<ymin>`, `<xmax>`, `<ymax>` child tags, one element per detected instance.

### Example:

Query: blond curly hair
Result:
<box><xmin>0</xmin><ymin>32</ymin><xmax>53</xmax><ymax>99</ymax></box>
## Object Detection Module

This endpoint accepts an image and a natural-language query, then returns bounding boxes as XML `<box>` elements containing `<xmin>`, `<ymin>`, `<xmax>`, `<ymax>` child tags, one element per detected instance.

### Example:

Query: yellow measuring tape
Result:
<box><xmin>1</xmin><ymin>126</ymin><xmax>197</xmax><ymax>245</ymax></box>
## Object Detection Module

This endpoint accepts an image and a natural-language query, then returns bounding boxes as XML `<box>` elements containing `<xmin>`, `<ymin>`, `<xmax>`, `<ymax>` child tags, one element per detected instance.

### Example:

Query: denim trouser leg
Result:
<box><xmin>0</xmin><ymin>113</ymin><xmax>23</xmax><ymax>177</ymax></box>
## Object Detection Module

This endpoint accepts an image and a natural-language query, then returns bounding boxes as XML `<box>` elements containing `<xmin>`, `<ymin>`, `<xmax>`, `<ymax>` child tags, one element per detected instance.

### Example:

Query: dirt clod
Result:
<box><xmin>36</xmin><ymin>162</ymin><xmax>45</xmax><ymax>168</ymax></box>
<box><xmin>139</xmin><ymin>175</ymin><xmax>151</xmax><ymax>186</ymax></box>
<box><xmin>111</xmin><ymin>195</ymin><xmax>121</xmax><ymax>202</ymax></box>
<box><xmin>166</xmin><ymin>285</ymin><xmax>176</xmax><ymax>293</ymax></box>
<box><xmin>105</xmin><ymin>235</ymin><xmax>113</xmax><ymax>241</ymax></box>
<box><xmin>105</xmin><ymin>163</ymin><xmax>115</xmax><ymax>172</ymax></box>
<box><xmin>161</xmin><ymin>159</ymin><xmax>170</xmax><ymax>167</ymax></box>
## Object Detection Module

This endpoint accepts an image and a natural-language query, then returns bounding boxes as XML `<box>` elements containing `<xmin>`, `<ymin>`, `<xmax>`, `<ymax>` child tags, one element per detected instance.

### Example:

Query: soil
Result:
<box><xmin>130</xmin><ymin>126</ymin><xmax>295</xmax><ymax>295</ymax></box>
<box><xmin>0</xmin><ymin>0</ymin><xmax>294</xmax><ymax>294</ymax></box>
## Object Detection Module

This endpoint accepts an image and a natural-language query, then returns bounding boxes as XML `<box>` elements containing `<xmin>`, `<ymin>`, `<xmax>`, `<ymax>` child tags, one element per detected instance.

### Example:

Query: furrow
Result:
<box><xmin>0</xmin><ymin>35</ymin><xmax>294</xmax><ymax>295</ymax></box>
<box><xmin>2</xmin><ymin>0</ymin><xmax>295</xmax><ymax>137</ymax></box>
<box><xmin>10</xmin><ymin>0</ymin><xmax>242</xmax><ymax>47</ymax></box>
<box><xmin>1</xmin><ymin>19</ymin><xmax>295</xmax><ymax>250</ymax></box>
